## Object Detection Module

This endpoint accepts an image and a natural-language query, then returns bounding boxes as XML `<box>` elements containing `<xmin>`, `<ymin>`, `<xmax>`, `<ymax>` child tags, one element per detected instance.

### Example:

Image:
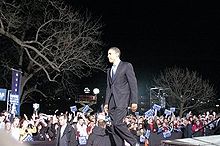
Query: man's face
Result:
<box><xmin>78</xmin><ymin>118</ymin><xmax>84</xmax><ymax>125</ymax></box>
<box><xmin>108</xmin><ymin>49</ymin><xmax>119</xmax><ymax>63</ymax></box>
<box><xmin>58</xmin><ymin>116</ymin><xmax>66</xmax><ymax>126</ymax></box>
<box><xmin>5</xmin><ymin>122</ymin><xmax>11</xmax><ymax>131</ymax></box>
<box><xmin>13</xmin><ymin>118</ymin><xmax>20</xmax><ymax>126</ymax></box>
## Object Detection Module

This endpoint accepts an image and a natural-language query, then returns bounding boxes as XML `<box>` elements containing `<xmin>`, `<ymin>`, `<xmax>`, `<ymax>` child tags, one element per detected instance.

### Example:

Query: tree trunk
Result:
<box><xmin>179</xmin><ymin>102</ymin><xmax>184</xmax><ymax>117</ymax></box>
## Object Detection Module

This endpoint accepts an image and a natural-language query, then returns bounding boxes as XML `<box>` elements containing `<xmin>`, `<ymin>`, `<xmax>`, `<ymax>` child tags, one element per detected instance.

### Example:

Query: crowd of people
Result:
<box><xmin>1</xmin><ymin>47</ymin><xmax>218</xmax><ymax>146</ymax></box>
<box><xmin>0</xmin><ymin>108</ymin><xmax>219</xmax><ymax>146</ymax></box>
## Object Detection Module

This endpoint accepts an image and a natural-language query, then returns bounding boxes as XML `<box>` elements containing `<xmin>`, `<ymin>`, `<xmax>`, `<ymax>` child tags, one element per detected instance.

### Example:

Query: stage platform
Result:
<box><xmin>161</xmin><ymin>135</ymin><xmax>220</xmax><ymax>146</ymax></box>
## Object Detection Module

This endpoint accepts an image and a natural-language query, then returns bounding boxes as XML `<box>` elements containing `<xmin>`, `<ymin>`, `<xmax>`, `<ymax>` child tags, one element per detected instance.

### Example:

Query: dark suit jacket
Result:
<box><xmin>105</xmin><ymin>61</ymin><xmax>138</xmax><ymax>108</ymax></box>
<box><xmin>56</xmin><ymin>123</ymin><xmax>78</xmax><ymax>146</ymax></box>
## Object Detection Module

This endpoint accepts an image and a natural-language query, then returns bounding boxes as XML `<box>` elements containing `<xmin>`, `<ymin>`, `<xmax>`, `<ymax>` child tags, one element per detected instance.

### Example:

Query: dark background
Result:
<box><xmin>2</xmin><ymin>1</ymin><xmax>220</xmax><ymax>115</ymax></box>
<box><xmin>69</xmin><ymin>1</ymin><xmax>220</xmax><ymax>99</ymax></box>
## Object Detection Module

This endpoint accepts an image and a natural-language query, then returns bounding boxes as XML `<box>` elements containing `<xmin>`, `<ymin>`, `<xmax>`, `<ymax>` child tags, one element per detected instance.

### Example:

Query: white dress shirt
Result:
<box><xmin>60</xmin><ymin>123</ymin><xmax>67</xmax><ymax>137</ymax></box>
<box><xmin>111</xmin><ymin>59</ymin><xmax>120</xmax><ymax>78</ymax></box>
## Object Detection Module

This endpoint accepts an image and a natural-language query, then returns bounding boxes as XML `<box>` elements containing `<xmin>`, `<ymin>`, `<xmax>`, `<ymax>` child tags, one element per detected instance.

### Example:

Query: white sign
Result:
<box><xmin>10</xmin><ymin>94</ymin><xmax>19</xmax><ymax>104</ymax></box>
<box><xmin>33</xmin><ymin>103</ymin><xmax>40</xmax><ymax>110</ymax></box>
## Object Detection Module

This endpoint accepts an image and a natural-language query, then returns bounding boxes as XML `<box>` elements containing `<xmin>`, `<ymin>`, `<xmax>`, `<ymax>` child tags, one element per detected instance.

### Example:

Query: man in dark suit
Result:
<box><xmin>56</xmin><ymin>114</ymin><xmax>78</xmax><ymax>146</ymax></box>
<box><xmin>104</xmin><ymin>47</ymin><xmax>138</xmax><ymax>146</ymax></box>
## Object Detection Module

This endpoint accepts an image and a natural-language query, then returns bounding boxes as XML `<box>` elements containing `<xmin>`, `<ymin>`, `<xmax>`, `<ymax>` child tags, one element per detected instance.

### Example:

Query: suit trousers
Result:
<box><xmin>108</xmin><ymin>96</ymin><xmax>137</xmax><ymax>146</ymax></box>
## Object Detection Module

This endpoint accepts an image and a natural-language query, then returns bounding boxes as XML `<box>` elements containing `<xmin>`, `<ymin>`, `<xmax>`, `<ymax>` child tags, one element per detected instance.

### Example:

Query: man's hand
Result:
<box><xmin>130</xmin><ymin>103</ymin><xmax>138</xmax><ymax>112</ymax></box>
<box><xmin>104</xmin><ymin>104</ymin><xmax>108</xmax><ymax>113</ymax></box>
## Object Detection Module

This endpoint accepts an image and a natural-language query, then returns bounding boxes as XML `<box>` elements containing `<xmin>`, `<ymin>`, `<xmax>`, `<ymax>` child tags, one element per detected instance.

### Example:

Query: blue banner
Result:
<box><xmin>153</xmin><ymin>104</ymin><xmax>161</xmax><ymax>111</ymax></box>
<box><xmin>82</xmin><ymin>105</ymin><xmax>90</xmax><ymax>113</ymax></box>
<box><xmin>145</xmin><ymin>109</ymin><xmax>154</xmax><ymax>118</ymax></box>
<box><xmin>70</xmin><ymin>106</ymin><xmax>77</xmax><ymax>112</ymax></box>
<box><xmin>170</xmin><ymin>107</ymin><xmax>175</xmax><ymax>113</ymax></box>
<box><xmin>164</xmin><ymin>109</ymin><xmax>172</xmax><ymax>116</ymax></box>
<box><xmin>145</xmin><ymin>129</ymin><xmax>151</xmax><ymax>139</ymax></box>
<box><xmin>0</xmin><ymin>88</ymin><xmax>7</xmax><ymax>101</ymax></box>
<box><xmin>135</xmin><ymin>112</ymin><xmax>139</xmax><ymax>116</ymax></box>
<box><xmin>140</xmin><ymin>135</ymin><xmax>145</xmax><ymax>143</ymax></box>
<box><xmin>10</xmin><ymin>69</ymin><xmax>22</xmax><ymax>116</ymax></box>
<box><xmin>163</xmin><ymin>130</ymin><xmax>171</xmax><ymax>138</ymax></box>
<box><xmin>11</xmin><ymin>69</ymin><xmax>22</xmax><ymax>95</ymax></box>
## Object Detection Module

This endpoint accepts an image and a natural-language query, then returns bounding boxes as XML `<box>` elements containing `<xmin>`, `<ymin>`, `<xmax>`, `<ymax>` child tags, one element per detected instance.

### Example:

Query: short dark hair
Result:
<box><xmin>59</xmin><ymin>113</ymin><xmax>67</xmax><ymax>119</ymax></box>
<box><xmin>109</xmin><ymin>47</ymin><xmax>121</xmax><ymax>57</ymax></box>
<box><xmin>98</xmin><ymin>120</ymin><xmax>106</xmax><ymax>128</ymax></box>
<box><xmin>78</xmin><ymin>116</ymin><xmax>83</xmax><ymax>121</ymax></box>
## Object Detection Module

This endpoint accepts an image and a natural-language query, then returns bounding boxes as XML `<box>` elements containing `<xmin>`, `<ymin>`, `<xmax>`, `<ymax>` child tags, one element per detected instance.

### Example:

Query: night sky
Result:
<box><xmin>69</xmin><ymin>1</ymin><xmax>220</xmax><ymax>98</ymax></box>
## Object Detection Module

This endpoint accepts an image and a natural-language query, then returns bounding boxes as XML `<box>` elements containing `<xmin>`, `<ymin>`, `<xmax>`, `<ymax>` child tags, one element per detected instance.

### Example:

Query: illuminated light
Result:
<box><xmin>93</xmin><ymin>88</ymin><xmax>100</xmax><ymax>95</ymax></box>
<box><xmin>84</xmin><ymin>87</ymin><xmax>90</xmax><ymax>93</ymax></box>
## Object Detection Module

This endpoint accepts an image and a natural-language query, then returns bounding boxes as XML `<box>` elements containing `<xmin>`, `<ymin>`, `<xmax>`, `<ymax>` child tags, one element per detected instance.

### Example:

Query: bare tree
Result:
<box><xmin>153</xmin><ymin>67</ymin><xmax>215</xmax><ymax>117</ymax></box>
<box><xmin>0</xmin><ymin>0</ymin><xmax>106</xmax><ymax>104</ymax></box>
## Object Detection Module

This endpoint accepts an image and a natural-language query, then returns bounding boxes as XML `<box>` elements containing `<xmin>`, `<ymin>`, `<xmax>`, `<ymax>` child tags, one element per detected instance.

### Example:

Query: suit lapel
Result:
<box><xmin>57</xmin><ymin>127</ymin><xmax>61</xmax><ymax>139</ymax></box>
<box><xmin>107</xmin><ymin>68</ymin><xmax>113</xmax><ymax>84</ymax></box>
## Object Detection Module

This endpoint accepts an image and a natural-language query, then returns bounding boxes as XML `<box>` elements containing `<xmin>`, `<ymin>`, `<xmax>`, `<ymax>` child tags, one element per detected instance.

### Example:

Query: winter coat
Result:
<box><xmin>86</xmin><ymin>126</ymin><xmax>111</xmax><ymax>146</ymax></box>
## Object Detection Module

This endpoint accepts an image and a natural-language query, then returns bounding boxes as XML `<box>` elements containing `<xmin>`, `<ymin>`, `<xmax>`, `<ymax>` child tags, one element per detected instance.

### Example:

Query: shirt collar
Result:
<box><xmin>61</xmin><ymin>123</ymin><xmax>67</xmax><ymax>129</ymax></box>
<box><xmin>113</xmin><ymin>58</ymin><xmax>121</xmax><ymax>67</ymax></box>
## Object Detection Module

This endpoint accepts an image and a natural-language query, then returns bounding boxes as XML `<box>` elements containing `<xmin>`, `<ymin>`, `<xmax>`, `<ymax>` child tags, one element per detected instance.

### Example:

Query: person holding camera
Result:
<box><xmin>32</xmin><ymin>119</ymin><xmax>50</xmax><ymax>141</ymax></box>
<box><xmin>19</xmin><ymin>118</ymin><xmax>37</xmax><ymax>141</ymax></box>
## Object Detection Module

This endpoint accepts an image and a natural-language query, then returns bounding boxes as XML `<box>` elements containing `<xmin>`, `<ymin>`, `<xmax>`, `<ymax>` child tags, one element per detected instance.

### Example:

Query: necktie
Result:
<box><xmin>111</xmin><ymin>65</ymin><xmax>116</xmax><ymax>79</ymax></box>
